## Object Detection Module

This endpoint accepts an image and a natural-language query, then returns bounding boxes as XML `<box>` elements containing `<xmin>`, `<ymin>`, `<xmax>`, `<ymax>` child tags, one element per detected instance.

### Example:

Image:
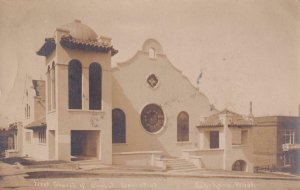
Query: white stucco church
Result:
<box><xmin>12</xmin><ymin>20</ymin><xmax>255</xmax><ymax>172</ymax></box>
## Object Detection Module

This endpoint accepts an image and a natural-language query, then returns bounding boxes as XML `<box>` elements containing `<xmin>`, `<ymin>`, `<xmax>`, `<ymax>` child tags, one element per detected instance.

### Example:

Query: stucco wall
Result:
<box><xmin>42</xmin><ymin>30</ymin><xmax>113</xmax><ymax>163</ymax></box>
<box><xmin>112</xmin><ymin>39</ymin><xmax>215</xmax><ymax>157</ymax></box>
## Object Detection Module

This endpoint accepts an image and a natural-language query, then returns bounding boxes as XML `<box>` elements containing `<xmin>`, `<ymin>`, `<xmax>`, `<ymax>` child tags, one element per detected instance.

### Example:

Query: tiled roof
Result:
<box><xmin>198</xmin><ymin>109</ymin><xmax>255</xmax><ymax>127</ymax></box>
<box><xmin>36</xmin><ymin>38</ymin><xmax>56</xmax><ymax>57</ymax></box>
<box><xmin>36</xmin><ymin>36</ymin><xmax>118</xmax><ymax>57</ymax></box>
<box><xmin>60</xmin><ymin>35</ymin><xmax>118</xmax><ymax>56</ymax></box>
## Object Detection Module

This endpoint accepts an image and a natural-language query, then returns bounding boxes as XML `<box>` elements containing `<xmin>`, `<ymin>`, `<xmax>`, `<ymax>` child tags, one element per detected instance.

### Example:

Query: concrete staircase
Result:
<box><xmin>165</xmin><ymin>158</ymin><xmax>199</xmax><ymax>172</ymax></box>
<box><xmin>73</xmin><ymin>160</ymin><xmax>109</xmax><ymax>170</ymax></box>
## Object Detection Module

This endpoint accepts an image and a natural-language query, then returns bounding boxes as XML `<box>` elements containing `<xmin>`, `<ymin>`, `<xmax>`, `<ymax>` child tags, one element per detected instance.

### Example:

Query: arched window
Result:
<box><xmin>51</xmin><ymin>63</ymin><xmax>56</xmax><ymax>110</ymax></box>
<box><xmin>177</xmin><ymin>111</ymin><xmax>189</xmax><ymax>142</ymax></box>
<box><xmin>112</xmin><ymin>108</ymin><xmax>126</xmax><ymax>143</ymax></box>
<box><xmin>89</xmin><ymin>62</ymin><xmax>102</xmax><ymax>110</ymax></box>
<box><xmin>47</xmin><ymin>66</ymin><xmax>51</xmax><ymax>111</ymax></box>
<box><xmin>68</xmin><ymin>60</ymin><xmax>82</xmax><ymax>109</ymax></box>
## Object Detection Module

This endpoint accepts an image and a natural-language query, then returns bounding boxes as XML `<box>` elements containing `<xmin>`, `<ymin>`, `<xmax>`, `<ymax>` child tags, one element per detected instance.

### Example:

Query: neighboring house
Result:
<box><xmin>2</xmin><ymin>122</ymin><xmax>22</xmax><ymax>157</ymax></box>
<box><xmin>0</xmin><ymin>128</ymin><xmax>11</xmax><ymax>156</ymax></box>
<box><xmin>12</xmin><ymin>20</ymin><xmax>254</xmax><ymax>172</ymax></box>
<box><xmin>19</xmin><ymin>80</ymin><xmax>46</xmax><ymax>160</ymax></box>
<box><xmin>253</xmin><ymin>116</ymin><xmax>300</xmax><ymax>173</ymax></box>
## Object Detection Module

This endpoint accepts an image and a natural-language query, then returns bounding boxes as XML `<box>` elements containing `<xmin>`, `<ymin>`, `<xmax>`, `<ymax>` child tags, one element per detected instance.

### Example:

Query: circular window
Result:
<box><xmin>140</xmin><ymin>104</ymin><xmax>165</xmax><ymax>133</ymax></box>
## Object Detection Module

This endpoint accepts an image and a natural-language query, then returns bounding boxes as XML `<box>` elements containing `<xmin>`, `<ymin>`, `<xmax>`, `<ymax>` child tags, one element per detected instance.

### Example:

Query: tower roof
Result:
<box><xmin>36</xmin><ymin>20</ymin><xmax>118</xmax><ymax>57</ymax></box>
<box><xmin>59</xmin><ymin>19</ymin><xmax>98</xmax><ymax>41</ymax></box>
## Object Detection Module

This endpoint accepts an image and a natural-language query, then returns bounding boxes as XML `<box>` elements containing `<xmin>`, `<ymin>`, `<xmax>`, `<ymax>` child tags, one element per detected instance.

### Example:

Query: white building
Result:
<box><xmin>16</xmin><ymin>20</ymin><xmax>254</xmax><ymax>172</ymax></box>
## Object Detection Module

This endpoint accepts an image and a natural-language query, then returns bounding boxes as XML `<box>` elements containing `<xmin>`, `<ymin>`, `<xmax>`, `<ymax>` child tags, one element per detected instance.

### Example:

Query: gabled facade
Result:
<box><xmin>111</xmin><ymin>39</ymin><xmax>216</xmax><ymax>159</ymax></box>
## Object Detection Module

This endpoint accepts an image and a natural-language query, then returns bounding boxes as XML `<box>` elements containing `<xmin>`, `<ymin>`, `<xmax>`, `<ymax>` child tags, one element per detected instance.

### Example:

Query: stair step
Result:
<box><xmin>165</xmin><ymin>158</ymin><xmax>198</xmax><ymax>171</ymax></box>
<box><xmin>169</xmin><ymin>168</ymin><xmax>202</xmax><ymax>172</ymax></box>
<box><xmin>79</xmin><ymin>165</ymin><xmax>109</xmax><ymax>170</ymax></box>
<box><xmin>168</xmin><ymin>165</ymin><xmax>196</xmax><ymax>168</ymax></box>
<box><xmin>167</xmin><ymin>163</ymin><xmax>195</xmax><ymax>166</ymax></box>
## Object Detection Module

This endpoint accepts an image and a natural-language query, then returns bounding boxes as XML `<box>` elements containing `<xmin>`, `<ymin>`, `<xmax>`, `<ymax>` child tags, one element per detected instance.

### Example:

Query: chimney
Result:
<box><xmin>249</xmin><ymin>101</ymin><xmax>253</xmax><ymax>116</ymax></box>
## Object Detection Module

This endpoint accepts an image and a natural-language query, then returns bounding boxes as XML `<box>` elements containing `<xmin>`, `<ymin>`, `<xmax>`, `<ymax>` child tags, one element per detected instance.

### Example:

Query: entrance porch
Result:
<box><xmin>71</xmin><ymin>130</ymin><xmax>100</xmax><ymax>161</ymax></box>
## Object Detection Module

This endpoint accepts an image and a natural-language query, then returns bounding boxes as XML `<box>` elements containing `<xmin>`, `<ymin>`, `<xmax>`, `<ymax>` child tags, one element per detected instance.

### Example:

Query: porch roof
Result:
<box><xmin>25</xmin><ymin>117</ymin><xmax>46</xmax><ymax>130</ymax></box>
<box><xmin>197</xmin><ymin>109</ymin><xmax>255</xmax><ymax>128</ymax></box>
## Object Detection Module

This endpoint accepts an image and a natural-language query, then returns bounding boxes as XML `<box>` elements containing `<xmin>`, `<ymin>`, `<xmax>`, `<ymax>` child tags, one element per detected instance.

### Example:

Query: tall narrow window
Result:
<box><xmin>89</xmin><ymin>62</ymin><xmax>102</xmax><ymax>110</ymax></box>
<box><xmin>112</xmin><ymin>108</ymin><xmax>126</xmax><ymax>143</ymax></box>
<box><xmin>68</xmin><ymin>60</ymin><xmax>82</xmax><ymax>109</ymax></box>
<box><xmin>177</xmin><ymin>111</ymin><xmax>189</xmax><ymax>141</ymax></box>
<box><xmin>210</xmin><ymin>131</ymin><xmax>219</xmax><ymax>149</ymax></box>
<box><xmin>47</xmin><ymin>66</ymin><xmax>51</xmax><ymax>111</ymax></box>
<box><xmin>51</xmin><ymin>63</ymin><xmax>56</xmax><ymax>110</ymax></box>
<box><xmin>25</xmin><ymin>104</ymin><xmax>29</xmax><ymax>118</ymax></box>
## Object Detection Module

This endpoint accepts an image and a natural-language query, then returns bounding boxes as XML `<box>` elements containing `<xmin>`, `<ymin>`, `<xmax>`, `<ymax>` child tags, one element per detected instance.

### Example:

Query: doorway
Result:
<box><xmin>71</xmin><ymin>130</ymin><xmax>99</xmax><ymax>160</ymax></box>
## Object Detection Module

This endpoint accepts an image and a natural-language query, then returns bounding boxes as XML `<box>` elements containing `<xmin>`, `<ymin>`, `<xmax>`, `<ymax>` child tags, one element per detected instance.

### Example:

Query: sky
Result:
<box><xmin>0</xmin><ymin>0</ymin><xmax>299</xmax><ymax>127</ymax></box>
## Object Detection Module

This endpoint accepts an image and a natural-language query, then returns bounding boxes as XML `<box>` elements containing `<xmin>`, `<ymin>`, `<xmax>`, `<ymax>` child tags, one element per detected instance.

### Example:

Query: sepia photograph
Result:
<box><xmin>0</xmin><ymin>0</ymin><xmax>299</xmax><ymax>189</ymax></box>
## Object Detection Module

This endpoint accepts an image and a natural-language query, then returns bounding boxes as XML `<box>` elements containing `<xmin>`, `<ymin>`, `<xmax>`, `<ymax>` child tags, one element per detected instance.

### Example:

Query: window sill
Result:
<box><xmin>113</xmin><ymin>143</ymin><xmax>127</xmax><ymax>146</ymax></box>
<box><xmin>232</xmin><ymin>144</ymin><xmax>248</xmax><ymax>148</ymax></box>
<box><xmin>68</xmin><ymin>109</ymin><xmax>104</xmax><ymax>113</ymax></box>
<box><xmin>176</xmin><ymin>141</ymin><xmax>192</xmax><ymax>145</ymax></box>
<box><xmin>48</xmin><ymin>110</ymin><xmax>56</xmax><ymax>114</ymax></box>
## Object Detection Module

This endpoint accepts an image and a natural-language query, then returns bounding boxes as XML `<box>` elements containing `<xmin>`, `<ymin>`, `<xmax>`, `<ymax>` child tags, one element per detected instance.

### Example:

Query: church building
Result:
<box><xmin>16</xmin><ymin>20</ymin><xmax>254</xmax><ymax>172</ymax></box>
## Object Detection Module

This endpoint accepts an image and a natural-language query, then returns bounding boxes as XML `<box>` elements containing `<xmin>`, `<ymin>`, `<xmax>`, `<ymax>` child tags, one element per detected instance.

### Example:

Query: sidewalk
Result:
<box><xmin>1</xmin><ymin>160</ymin><xmax>299</xmax><ymax>183</ymax></box>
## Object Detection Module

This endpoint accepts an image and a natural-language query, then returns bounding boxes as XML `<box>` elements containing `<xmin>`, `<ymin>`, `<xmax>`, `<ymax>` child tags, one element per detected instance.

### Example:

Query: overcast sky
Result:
<box><xmin>0</xmin><ymin>0</ymin><xmax>299</xmax><ymax>126</ymax></box>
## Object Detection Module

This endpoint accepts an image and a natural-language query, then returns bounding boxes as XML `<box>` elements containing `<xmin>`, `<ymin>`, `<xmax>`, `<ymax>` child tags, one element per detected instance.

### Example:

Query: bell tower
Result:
<box><xmin>37</xmin><ymin>20</ymin><xmax>118</xmax><ymax>162</ymax></box>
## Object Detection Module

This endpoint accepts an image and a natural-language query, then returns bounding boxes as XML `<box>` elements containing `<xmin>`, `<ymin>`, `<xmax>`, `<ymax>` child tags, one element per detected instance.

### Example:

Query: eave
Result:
<box><xmin>60</xmin><ymin>36</ymin><xmax>118</xmax><ymax>56</ymax></box>
<box><xmin>36</xmin><ymin>38</ymin><xmax>56</xmax><ymax>57</ymax></box>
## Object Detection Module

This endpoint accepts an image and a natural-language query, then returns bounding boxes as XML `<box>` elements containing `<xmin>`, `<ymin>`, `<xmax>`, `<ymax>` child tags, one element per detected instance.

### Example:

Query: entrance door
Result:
<box><xmin>71</xmin><ymin>131</ymin><xmax>87</xmax><ymax>156</ymax></box>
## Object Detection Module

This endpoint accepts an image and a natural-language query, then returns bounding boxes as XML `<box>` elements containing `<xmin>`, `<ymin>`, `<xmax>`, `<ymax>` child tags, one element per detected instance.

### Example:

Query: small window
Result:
<box><xmin>38</xmin><ymin>130</ymin><xmax>46</xmax><ymax>144</ymax></box>
<box><xmin>210</xmin><ymin>131</ymin><xmax>219</xmax><ymax>149</ymax></box>
<box><xmin>284</xmin><ymin>129</ymin><xmax>295</xmax><ymax>144</ymax></box>
<box><xmin>149</xmin><ymin>48</ymin><xmax>156</xmax><ymax>59</ymax></box>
